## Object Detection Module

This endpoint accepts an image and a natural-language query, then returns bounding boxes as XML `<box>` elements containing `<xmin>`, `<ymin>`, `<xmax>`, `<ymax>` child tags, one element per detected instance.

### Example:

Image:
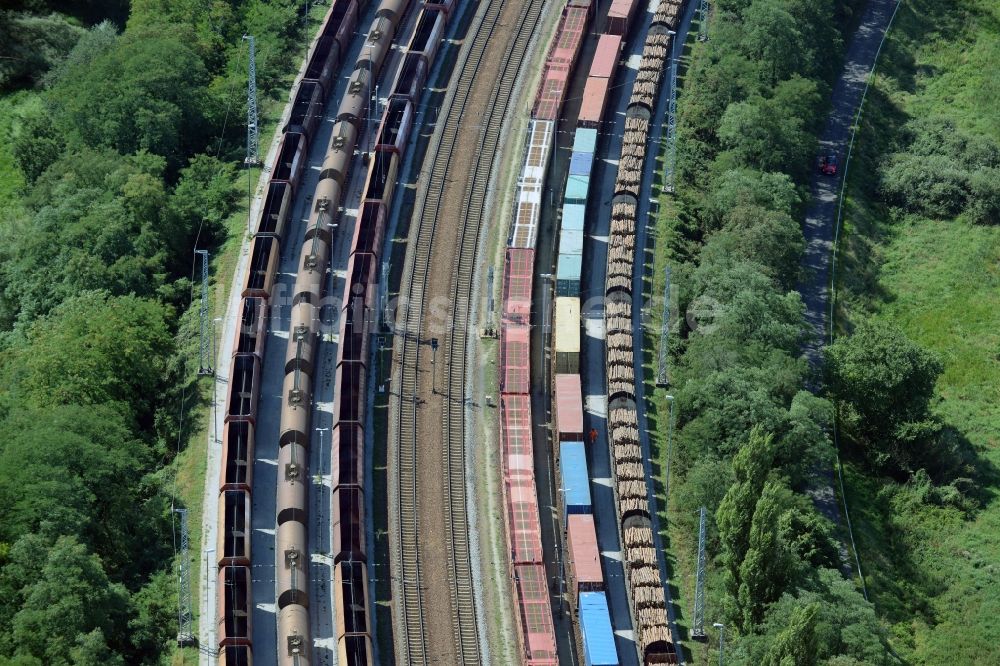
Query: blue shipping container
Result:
<box><xmin>574</xmin><ymin>127</ymin><xmax>598</xmax><ymax>154</ymax></box>
<box><xmin>566</xmin><ymin>174</ymin><xmax>590</xmax><ymax>204</ymax></box>
<box><xmin>579</xmin><ymin>592</ymin><xmax>619</xmax><ymax>666</ymax></box>
<box><xmin>562</xmin><ymin>203</ymin><xmax>586</xmax><ymax>231</ymax></box>
<box><xmin>560</xmin><ymin>442</ymin><xmax>592</xmax><ymax>516</ymax></box>
<box><xmin>570</xmin><ymin>151</ymin><xmax>594</xmax><ymax>176</ymax></box>
<box><xmin>557</xmin><ymin>253</ymin><xmax>582</xmax><ymax>296</ymax></box>
<box><xmin>559</xmin><ymin>228</ymin><xmax>584</xmax><ymax>256</ymax></box>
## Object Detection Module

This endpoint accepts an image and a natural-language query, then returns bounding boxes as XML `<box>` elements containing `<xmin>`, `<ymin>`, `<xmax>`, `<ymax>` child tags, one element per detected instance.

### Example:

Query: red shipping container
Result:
<box><xmin>567</xmin><ymin>514</ymin><xmax>604</xmax><ymax>596</ymax></box>
<box><xmin>607</xmin><ymin>0</ymin><xmax>638</xmax><ymax>36</ymax></box>
<box><xmin>578</xmin><ymin>76</ymin><xmax>610</xmax><ymax>127</ymax></box>
<box><xmin>554</xmin><ymin>373</ymin><xmax>584</xmax><ymax>442</ymax></box>
<box><xmin>590</xmin><ymin>33</ymin><xmax>623</xmax><ymax>79</ymax></box>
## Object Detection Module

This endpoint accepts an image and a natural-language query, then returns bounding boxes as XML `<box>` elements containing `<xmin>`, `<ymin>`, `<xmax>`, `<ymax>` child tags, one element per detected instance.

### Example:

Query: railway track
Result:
<box><xmin>392</xmin><ymin>0</ymin><xmax>544</xmax><ymax>662</ymax></box>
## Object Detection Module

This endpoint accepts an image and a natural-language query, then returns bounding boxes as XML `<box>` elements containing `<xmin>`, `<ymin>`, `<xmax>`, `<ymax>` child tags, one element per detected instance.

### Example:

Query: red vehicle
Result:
<box><xmin>818</xmin><ymin>153</ymin><xmax>839</xmax><ymax>175</ymax></box>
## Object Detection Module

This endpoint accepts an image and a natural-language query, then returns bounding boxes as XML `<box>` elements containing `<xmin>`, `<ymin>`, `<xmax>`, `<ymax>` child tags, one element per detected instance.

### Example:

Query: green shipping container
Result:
<box><xmin>574</xmin><ymin>127</ymin><xmax>598</xmax><ymax>154</ymax></box>
<box><xmin>565</xmin><ymin>174</ymin><xmax>590</xmax><ymax>204</ymax></box>
<box><xmin>562</xmin><ymin>203</ymin><xmax>586</xmax><ymax>231</ymax></box>
<box><xmin>559</xmin><ymin>229</ymin><xmax>584</xmax><ymax>256</ymax></box>
<box><xmin>557</xmin><ymin>253</ymin><xmax>583</xmax><ymax>296</ymax></box>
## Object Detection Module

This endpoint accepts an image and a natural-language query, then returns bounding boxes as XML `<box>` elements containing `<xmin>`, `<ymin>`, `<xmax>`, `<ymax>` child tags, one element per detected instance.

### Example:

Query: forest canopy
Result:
<box><xmin>0</xmin><ymin>1</ymin><xmax>310</xmax><ymax>663</ymax></box>
<box><xmin>662</xmin><ymin>0</ymin><xmax>895</xmax><ymax>661</ymax></box>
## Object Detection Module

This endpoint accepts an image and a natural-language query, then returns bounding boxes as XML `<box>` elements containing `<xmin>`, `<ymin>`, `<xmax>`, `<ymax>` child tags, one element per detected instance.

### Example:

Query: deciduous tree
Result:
<box><xmin>12</xmin><ymin>536</ymin><xmax>127</xmax><ymax>666</ymax></box>
<box><xmin>825</xmin><ymin>320</ymin><xmax>943</xmax><ymax>472</ymax></box>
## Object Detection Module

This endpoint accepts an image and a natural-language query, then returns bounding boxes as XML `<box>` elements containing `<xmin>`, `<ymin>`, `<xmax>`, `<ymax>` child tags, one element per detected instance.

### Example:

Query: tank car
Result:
<box><xmin>285</xmin><ymin>303</ymin><xmax>320</xmax><ymax>376</ymax></box>
<box><xmin>277</xmin><ymin>604</ymin><xmax>311</xmax><ymax>666</ymax></box>
<box><xmin>320</xmin><ymin>123</ymin><xmax>356</xmax><ymax>188</ymax></box>
<box><xmin>375</xmin><ymin>0</ymin><xmax>410</xmax><ymax>28</ymax></box>
<box><xmin>338</xmin><ymin>66</ymin><xmax>372</xmax><ymax>127</ymax></box>
<box><xmin>291</xmin><ymin>236</ymin><xmax>330</xmax><ymax>308</ymax></box>
<box><xmin>276</xmin><ymin>519</ymin><xmax>310</xmax><ymax>609</ymax></box>
<box><xmin>357</xmin><ymin>15</ymin><xmax>391</xmax><ymax>77</ymax></box>
<box><xmin>276</xmin><ymin>440</ymin><xmax>309</xmax><ymax>526</ymax></box>
<box><xmin>278</xmin><ymin>371</ymin><xmax>312</xmax><ymax>448</ymax></box>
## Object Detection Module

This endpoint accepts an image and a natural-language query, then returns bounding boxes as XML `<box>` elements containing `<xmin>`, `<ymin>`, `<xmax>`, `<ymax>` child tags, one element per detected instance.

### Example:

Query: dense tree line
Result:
<box><xmin>0</xmin><ymin>1</ymin><xmax>310</xmax><ymax>663</ymax></box>
<box><xmin>662</xmin><ymin>0</ymin><xmax>901</xmax><ymax>662</ymax></box>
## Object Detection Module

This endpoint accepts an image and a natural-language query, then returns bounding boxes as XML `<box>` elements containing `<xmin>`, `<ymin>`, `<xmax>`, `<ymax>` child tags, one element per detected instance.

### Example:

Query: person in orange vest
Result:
<box><xmin>589</xmin><ymin>427</ymin><xmax>598</xmax><ymax>444</ymax></box>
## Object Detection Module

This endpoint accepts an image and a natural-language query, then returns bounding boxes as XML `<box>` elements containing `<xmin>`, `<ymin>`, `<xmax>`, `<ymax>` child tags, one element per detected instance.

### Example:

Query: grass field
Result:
<box><xmin>835</xmin><ymin>0</ymin><xmax>1000</xmax><ymax>662</ymax></box>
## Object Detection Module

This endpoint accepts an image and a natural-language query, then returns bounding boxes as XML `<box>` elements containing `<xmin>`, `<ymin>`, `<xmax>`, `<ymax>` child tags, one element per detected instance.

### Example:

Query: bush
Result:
<box><xmin>879</xmin><ymin>118</ymin><xmax>1000</xmax><ymax>223</ymax></box>
<box><xmin>825</xmin><ymin>320</ymin><xmax>945</xmax><ymax>473</ymax></box>
<box><xmin>0</xmin><ymin>11</ymin><xmax>84</xmax><ymax>90</ymax></box>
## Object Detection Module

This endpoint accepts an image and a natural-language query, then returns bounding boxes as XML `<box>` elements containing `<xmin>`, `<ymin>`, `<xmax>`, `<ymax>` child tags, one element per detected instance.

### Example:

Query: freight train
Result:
<box><xmin>557</xmin><ymin>1</ymin><xmax>688</xmax><ymax>661</ymax></box>
<box><xmin>499</xmin><ymin>0</ymin><xmax>687</xmax><ymax>663</ymax></box>
<box><xmin>217</xmin><ymin>4</ymin><xmax>363</xmax><ymax>664</ymax></box>
<box><xmin>214</xmin><ymin>0</ymin><xmax>453</xmax><ymax>662</ymax></box>
<box><xmin>551</xmin><ymin>5</ymin><xmax>628</xmax><ymax>666</ymax></box>
<box><xmin>497</xmin><ymin>1</ymin><xmax>595</xmax><ymax>664</ymax></box>
<box><xmin>602</xmin><ymin>1</ymin><xmax>687</xmax><ymax>663</ymax></box>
